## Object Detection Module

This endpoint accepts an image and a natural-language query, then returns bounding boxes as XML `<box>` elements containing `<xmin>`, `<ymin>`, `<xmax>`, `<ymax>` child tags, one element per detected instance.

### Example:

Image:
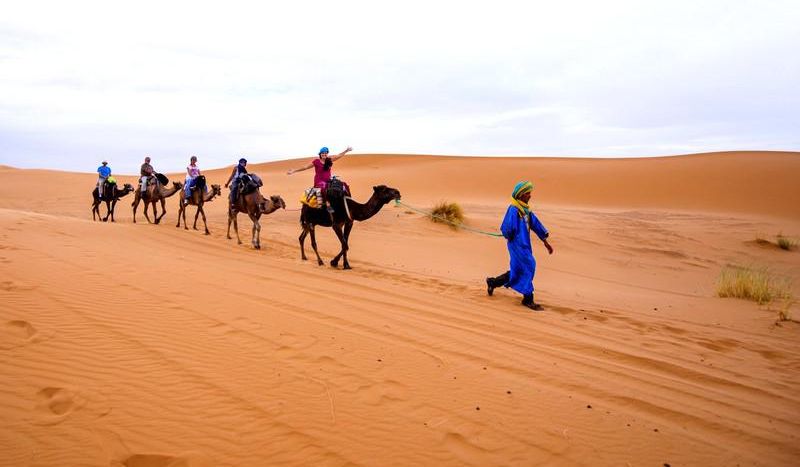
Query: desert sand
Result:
<box><xmin>1</xmin><ymin>151</ymin><xmax>799</xmax><ymax>466</ymax></box>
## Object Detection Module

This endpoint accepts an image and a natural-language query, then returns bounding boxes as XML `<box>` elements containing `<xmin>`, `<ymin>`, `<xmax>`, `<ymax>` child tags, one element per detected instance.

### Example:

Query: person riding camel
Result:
<box><xmin>184</xmin><ymin>156</ymin><xmax>203</xmax><ymax>201</ymax></box>
<box><xmin>224</xmin><ymin>158</ymin><xmax>249</xmax><ymax>206</ymax></box>
<box><xmin>139</xmin><ymin>156</ymin><xmax>154</xmax><ymax>194</ymax></box>
<box><xmin>97</xmin><ymin>160</ymin><xmax>111</xmax><ymax>197</ymax></box>
<box><xmin>287</xmin><ymin>146</ymin><xmax>352</xmax><ymax>213</ymax></box>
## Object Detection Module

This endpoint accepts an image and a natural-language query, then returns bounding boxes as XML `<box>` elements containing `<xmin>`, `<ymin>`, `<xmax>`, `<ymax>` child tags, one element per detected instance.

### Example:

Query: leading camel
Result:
<box><xmin>91</xmin><ymin>182</ymin><xmax>134</xmax><ymax>222</ymax></box>
<box><xmin>176</xmin><ymin>176</ymin><xmax>221</xmax><ymax>234</ymax></box>
<box><xmin>299</xmin><ymin>185</ymin><xmax>401</xmax><ymax>269</ymax></box>
<box><xmin>131</xmin><ymin>179</ymin><xmax>183</xmax><ymax>224</ymax></box>
<box><xmin>227</xmin><ymin>179</ymin><xmax>286</xmax><ymax>249</ymax></box>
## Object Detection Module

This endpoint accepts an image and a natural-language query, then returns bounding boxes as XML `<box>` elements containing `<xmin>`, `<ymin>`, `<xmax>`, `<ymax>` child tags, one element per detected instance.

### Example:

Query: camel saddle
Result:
<box><xmin>300</xmin><ymin>187</ymin><xmax>323</xmax><ymax>208</ymax></box>
<box><xmin>238</xmin><ymin>174</ymin><xmax>263</xmax><ymax>196</ymax></box>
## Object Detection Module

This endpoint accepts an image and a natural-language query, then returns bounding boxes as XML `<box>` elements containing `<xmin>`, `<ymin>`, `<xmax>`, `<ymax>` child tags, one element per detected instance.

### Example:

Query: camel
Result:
<box><xmin>176</xmin><ymin>176</ymin><xmax>221</xmax><ymax>234</ymax></box>
<box><xmin>226</xmin><ymin>179</ymin><xmax>286</xmax><ymax>249</ymax></box>
<box><xmin>131</xmin><ymin>178</ymin><xmax>183</xmax><ymax>224</ymax></box>
<box><xmin>91</xmin><ymin>182</ymin><xmax>134</xmax><ymax>222</ymax></box>
<box><xmin>299</xmin><ymin>185</ymin><xmax>401</xmax><ymax>269</ymax></box>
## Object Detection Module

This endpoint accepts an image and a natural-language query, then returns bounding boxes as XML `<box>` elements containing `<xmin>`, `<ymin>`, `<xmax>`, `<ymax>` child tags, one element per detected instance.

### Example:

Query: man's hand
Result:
<box><xmin>543</xmin><ymin>239</ymin><xmax>554</xmax><ymax>255</ymax></box>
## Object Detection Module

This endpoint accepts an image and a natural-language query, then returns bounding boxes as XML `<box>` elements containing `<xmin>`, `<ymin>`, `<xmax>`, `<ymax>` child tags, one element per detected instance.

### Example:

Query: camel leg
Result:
<box><xmin>176</xmin><ymin>200</ymin><xmax>183</xmax><ymax>228</ymax></box>
<box><xmin>103</xmin><ymin>200</ymin><xmax>111</xmax><ymax>222</ymax></box>
<box><xmin>92</xmin><ymin>201</ymin><xmax>99</xmax><ymax>221</ymax></box>
<box><xmin>155</xmin><ymin>198</ymin><xmax>166</xmax><ymax>224</ymax></box>
<box><xmin>309</xmin><ymin>226</ymin><xmax>324</xmax><ymax>266</ymax></box>
<box><xmin>197</xmin><ymin>206</ymin><xmax>209</xmax><ymax>235</ymax></box>
<box><xmin>131</xmin><ymin>192</ymin><xmax>140</xmax><ymax>223</ymax></box>
<box><xmin>341</xmin><ymin>221</ymin><xmax>354</xmax><ymax>270</ymax></box>
<box><xmin>330</xmin><ymin>223</ymin><xmax>348</xmax><ymax>269</ymax></box>
<box><xmin>226</xmin><ymin>209</ymin><xmax>234</xmax><ymax>239</ymax></box>
<box><xmin>233</xmin><ymin>212</ymin><xmax>242</xmax><ymax>244</ymax></box>
<box><xmin>192</xmin><ymin>204</ymin><xmax>200</xmax><ymax>231</ymax></box>
<box><xmin>249</xmin><ymin>214</ymin><xmax>261</xmax><ymax>249</ymax></box>
<box><xmin>182</xmin><ymin>201</ymin><xmax>189</xmax><ymax>230</ymax></box>
<box><xmin>299</xmin><ymin>224</ymin><xmax>309</xmax><ymax>261</ymax></box>
<box><xmin>143</xmin><ymin>201</ymin><xmax>153</xmax><ymax>224</ymax></box>
<box><xmin>110</xmin><ymin>199</ymin><xmax>117</xmax><ymax>222</ymax></box>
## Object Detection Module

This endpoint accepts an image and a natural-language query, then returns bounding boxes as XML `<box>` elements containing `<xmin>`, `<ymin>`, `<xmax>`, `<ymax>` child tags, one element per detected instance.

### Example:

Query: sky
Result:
<box><xmin>1</xmin><ymin>0</ymin><xmax>798</xmax><ymax>173</ymax></box>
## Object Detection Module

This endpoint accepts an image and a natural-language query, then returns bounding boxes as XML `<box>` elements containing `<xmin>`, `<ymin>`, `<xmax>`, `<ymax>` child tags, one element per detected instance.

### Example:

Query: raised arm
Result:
<box><xmin>287</xmin><ymin>161</ymin><xmax>315</xmax><ymax>175</ymax></box>
<box><xmin>330</xmin><ymin>146</ymin><xmax>353</xmax><ymax>162</ymax></box>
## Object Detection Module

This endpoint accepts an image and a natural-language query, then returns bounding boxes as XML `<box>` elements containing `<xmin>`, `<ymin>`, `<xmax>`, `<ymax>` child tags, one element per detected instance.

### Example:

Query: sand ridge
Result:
<box><xmin>0</xmin><ymin>152</ymin><xmax>799</xmax><ymax>466</ymax></box>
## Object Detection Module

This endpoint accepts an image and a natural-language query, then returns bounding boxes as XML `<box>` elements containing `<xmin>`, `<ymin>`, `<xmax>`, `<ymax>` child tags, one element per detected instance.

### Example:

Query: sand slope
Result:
<box><xmin>1</xmin><ymin>152</ymin><xmax>799</xmax><ymax>466</ymax></box>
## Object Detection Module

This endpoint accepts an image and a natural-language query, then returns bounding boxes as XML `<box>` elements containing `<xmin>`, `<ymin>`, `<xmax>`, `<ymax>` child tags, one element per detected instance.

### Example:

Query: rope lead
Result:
<box><xmin>394</xmin><ymin>199</ymin><xmax>504</xmax><ymax>238</ymax></box>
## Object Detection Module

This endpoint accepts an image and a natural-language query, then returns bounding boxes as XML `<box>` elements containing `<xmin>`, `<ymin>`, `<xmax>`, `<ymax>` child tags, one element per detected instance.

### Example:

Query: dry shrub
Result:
<box><xmin>776</xmin><ymin>235</ymin><xmax>798</xmax><ymax>251</ymax></box>
<box><xmin>430</xmin><ymin>201</ymin><xmax>464</xmax><ymax>228</ymax></box>
<box><xmin>717</xmin><ymin>265</ymin><xmax>792</xmax><ymax>305</ymax></box>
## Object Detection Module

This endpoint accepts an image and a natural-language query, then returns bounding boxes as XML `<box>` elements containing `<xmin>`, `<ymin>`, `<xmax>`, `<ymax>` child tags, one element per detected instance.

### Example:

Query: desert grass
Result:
<box><xmin>750</xmin><ymin>233</ymin><xmax>797</xmax><ymax>251</ymax></box>
<box><xmin>430</xmin><ymin>201</ymin><xmax>464</xmax><ymax>228</ymax></box>
<box><xmin>776</xmin><ymin>234</ymin><xmax>798</xmax><ymax>251</ymax></box>
<box><xmin>717</xmin><ymin>265</ymin><xmax>792</xmax><ymax>305</ymax></box>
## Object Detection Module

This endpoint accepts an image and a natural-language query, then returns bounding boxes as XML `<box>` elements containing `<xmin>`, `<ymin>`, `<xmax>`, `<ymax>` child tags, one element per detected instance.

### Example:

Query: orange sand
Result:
<box><xmin>1</xmin><ymin>151</ymin><xmax>799</xmax><ymax>466</ymax></box>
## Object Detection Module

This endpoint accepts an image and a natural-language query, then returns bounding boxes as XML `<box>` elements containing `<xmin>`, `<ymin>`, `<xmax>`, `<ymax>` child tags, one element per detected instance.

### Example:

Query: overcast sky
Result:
<box><xmin>1</xmin><ymin>0</ymin><xmax>798</xmax><ymax>173</ymax></box>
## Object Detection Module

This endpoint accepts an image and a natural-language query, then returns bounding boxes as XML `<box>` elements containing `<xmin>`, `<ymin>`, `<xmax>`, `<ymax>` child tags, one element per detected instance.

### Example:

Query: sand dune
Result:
<box><xmin>1</xmin><ymin>151</ymin><xmax>799</xmax><ymax>466</ymax></box>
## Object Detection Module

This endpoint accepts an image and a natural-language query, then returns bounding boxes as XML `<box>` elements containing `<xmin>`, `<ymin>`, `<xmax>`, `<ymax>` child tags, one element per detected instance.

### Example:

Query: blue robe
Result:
<box><xmin>500</xmin><ymin>206</ymin><xmax>549</xmax><ymax>295</ymax></box>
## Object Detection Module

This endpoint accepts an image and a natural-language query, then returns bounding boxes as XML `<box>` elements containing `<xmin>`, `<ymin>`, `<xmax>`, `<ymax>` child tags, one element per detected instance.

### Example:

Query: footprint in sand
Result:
<box><xmin>121</xmin><ymin>452</ymin><xmax>213</xmax><ymax>467</ymax></box>
<box><xmin>443</xmin><ymin>432</ymin><xmax>492</xmax><ymax>463</ymax></box>
<box><xmin>208</xmin><ymin>317</ymin><xmax>262</xmax><ymax>338</ymax></box>
<box><xmin>354</xmin><ymin>380</ymin><xmax>409</xmax><ymax>406</ymax></box>
<box><xmin>33</xmin><ymin>387</ymin><xmax>87</xmax><ymax>424</ymax></box>
<box><xmin>0</xmin><ymin>280</ymin><xmax>35</xmax><ymax>291</ymax></box>
<box><xmin>0</xmin><ymin>320</ymin><xmax>40</xmax><ymax>349</ymax></box>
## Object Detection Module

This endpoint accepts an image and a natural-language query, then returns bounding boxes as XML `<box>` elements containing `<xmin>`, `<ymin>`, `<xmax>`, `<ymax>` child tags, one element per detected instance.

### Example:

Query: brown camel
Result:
<box><xmin>176</xmin><ymin>176</ymin><xmax>221</xmax><ymax>234</ymax></box>
<box><xmin>227</xmin><ymin>184</ymin><xmax>286</xmax><ymax>249</ymax></box>
<box><xmin>299</xmin><ymin>185</ymin><xmax>401</xmax><ymax>269</ymax></box>
<box><xmin>131</xmin><ymin>178</ymin><xmax>183</xmax><ymax>224</ymax></box>
<box><xmin>91</xmin><ymin>182</ymin><xmax>134</xmax><ymax>222</ymax></box>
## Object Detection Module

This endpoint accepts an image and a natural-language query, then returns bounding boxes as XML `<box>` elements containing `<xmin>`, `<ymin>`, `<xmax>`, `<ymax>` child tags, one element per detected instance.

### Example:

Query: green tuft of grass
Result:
<box><xmin>717</xmin><ymin>265</ymin><xmax>792</xmax><ymax>305</ymax></box>
<box><xmin>776</xmin><ymin>235</ymin><xmax>798</xmax><ymax>251</ymax></box>
<box><xmin>430</xmin><ymin>201</ymin><xmax>464</xmax><ymax>228</ymax></box>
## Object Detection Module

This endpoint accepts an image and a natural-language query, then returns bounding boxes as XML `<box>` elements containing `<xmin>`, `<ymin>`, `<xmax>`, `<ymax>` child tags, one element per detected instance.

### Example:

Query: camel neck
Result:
<box><xmin>347</xmin><ymin>194</ymin><xmax>385</xmax><ymax>221</ymax></box>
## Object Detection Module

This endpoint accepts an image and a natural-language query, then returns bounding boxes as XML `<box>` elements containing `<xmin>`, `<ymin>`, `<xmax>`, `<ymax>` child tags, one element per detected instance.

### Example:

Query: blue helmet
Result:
<box><xmin>239</xmin><ymin>158</ymin><xmax>247</xmax><ymax>164</ymax></box>
<box><xmin>319</xmin><ymin>147</ymin><xmax>329</xmax><ymax>155</ymax></box>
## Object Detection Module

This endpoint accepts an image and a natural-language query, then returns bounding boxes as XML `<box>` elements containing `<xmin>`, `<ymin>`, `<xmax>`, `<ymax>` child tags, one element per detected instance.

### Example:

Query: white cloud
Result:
<box><xmin>1</xmin><ymin>0</ymin><xmax>798</xmax><ymax>173</ymax></box>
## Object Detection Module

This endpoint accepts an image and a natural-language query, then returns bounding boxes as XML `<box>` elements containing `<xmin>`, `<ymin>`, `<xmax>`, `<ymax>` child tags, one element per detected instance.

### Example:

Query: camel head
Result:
<box><xmin>258</xmin><ymin>195</ymin><xmax>286</xmax><ymax>213</ymax></box>
<box><xmin>270</xmin><ymin>195</ymin><xmax>286</xmax><ymax>210</ymax></box>
<box><xmin>172</xmin><ymin>181</ymin><xmax>183</xmax><ymax>189</ymax></box>
<box><xmin>373</xmin><ymin>185</ymin><xmax>401</xmax><ymax>204</ymax></box>
<box><xmin>122</xmin><ymin>183</ymin><xmax>134</xmax><ymax>192</ymax></box>
<box><xmin>211</xmin><ymin>184</ymin><xmax>222</xmax><ymax>196</ymax></box>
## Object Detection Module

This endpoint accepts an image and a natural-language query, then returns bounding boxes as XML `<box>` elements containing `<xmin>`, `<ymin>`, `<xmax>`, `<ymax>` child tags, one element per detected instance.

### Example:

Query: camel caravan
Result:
<box><xmin>90</xmin><ymin>148</ymin><xmax>402</xmax><ymax>269</ymax></box>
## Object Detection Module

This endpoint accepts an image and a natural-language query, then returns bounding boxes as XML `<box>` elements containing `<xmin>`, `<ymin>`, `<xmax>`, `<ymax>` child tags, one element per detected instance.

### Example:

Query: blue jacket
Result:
<box><xmin>500</xmin><ymin>206</ymin><xmax>549</xmax><ymax>295</ymax></box>
<box><xmin>97</xmin><ymin>166</ymin><xmax>111</xmax><ymax>177</ymax></box>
